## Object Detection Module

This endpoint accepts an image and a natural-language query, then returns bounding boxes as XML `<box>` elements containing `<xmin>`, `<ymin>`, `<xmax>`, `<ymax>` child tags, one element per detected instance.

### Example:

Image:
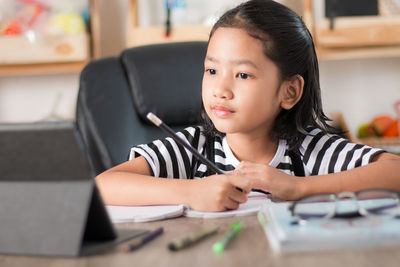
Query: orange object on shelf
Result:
<box><xmin>383</xmin><ymin>120</ymin><xmax>399</xmax><ymax>137</ymax></box>
<box><xmin>369</xmin><ymin>114</ymin><xmax>395</xmax><ymax>137</ymax></box>
<box><xmin>2</xmin><ymin>3</ymin><xmax>45</xmax><ymax>36</ymax></box>
<box><xmin>2</xmin><ymin>20</ymin><xmax>23</xmax><ymax>35</ymax></box>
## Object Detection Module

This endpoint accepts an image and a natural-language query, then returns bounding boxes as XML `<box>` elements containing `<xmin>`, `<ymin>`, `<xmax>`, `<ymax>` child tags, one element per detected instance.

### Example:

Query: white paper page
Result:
<box><xmin>106</xmin><ymin>204</ymin><xmax>186</xmax><ymax>223</ymax></box>
<box><xmin>185</xmin><ymin>191</ymin><xmax>270</xmax><ymax>218</ymax></box>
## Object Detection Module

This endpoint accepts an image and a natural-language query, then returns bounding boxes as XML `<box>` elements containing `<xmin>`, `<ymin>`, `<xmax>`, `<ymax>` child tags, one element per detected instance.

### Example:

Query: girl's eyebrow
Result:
<box><xmin>205</xmin><ymin>55</ymin><xmax>259</xmax><ymax>70</ymax></box>
<box><xmin>205</xmin><ymin>55</ymin><xmax>218</xmax><ymax>63</ymax></box>
<box><xmin>231</xmin><ymin>59</ymin><xmax>260</xmax><ymax>70</ymax></box>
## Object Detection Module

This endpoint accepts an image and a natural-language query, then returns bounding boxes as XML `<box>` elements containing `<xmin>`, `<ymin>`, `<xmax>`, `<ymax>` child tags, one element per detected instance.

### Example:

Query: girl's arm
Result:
<box><xmin>95</xmin><ymin>156</ymin><xmax>251</xmax><ymax>211</ymax></box>
<box><xmin>300</xmin><ymin>152</ymin><xmax>400</xmax><ymax>197</ymax></box>
<box><xmin>235</xmin><ymin>152</ymin><xmax>400</xmax><ymax>200</ymax></box>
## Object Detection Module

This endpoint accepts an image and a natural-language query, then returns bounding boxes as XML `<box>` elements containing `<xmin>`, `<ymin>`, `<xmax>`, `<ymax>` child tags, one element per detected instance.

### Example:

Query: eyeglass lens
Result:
<box><xmin>357</xmin><ymin>190</ymin><xmax>400</xmax><ymax>217</ymax></box>
<box><xmin>292</xmin><ymin>194</ymin><xmax>336</xmax><ymax>220</ymax></box>
<box><xmin>293</xmin><ymin>190</ymin><xmax>400</xmax><ymax>222</ymax></box>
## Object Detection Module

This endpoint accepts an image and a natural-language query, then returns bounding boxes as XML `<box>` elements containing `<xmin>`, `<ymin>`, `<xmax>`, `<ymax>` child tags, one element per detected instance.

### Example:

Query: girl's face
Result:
<box><xmin>202</xmin><ymin>27</ymin><xmax>283</xmax><ymax>138</ymax></box>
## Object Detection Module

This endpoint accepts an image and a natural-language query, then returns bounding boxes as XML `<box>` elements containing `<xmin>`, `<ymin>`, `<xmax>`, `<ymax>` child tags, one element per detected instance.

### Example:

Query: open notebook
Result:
<box><xmin>106</xmin><ymin>191</ymin><xmax>270</xmax><ymax>223</ymax></box>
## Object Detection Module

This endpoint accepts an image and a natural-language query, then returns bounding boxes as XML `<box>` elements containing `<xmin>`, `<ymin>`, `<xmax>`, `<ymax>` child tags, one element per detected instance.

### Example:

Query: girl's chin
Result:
<box><xmin>212</xmin><ymin>122</ymin><xmax>240</xmax><ymax>134</ymax></box>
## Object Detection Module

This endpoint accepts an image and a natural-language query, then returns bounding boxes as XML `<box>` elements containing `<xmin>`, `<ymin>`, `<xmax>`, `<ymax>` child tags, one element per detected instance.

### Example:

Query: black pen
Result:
<box><xmin>147</xmin><ymin>112</ymin><xmax>223</xmax><ymax>175</ymax></box>
<box><xmin>124</xmin><ymin>226</ymin><xmax>163</xmax><ymax>252</ymax></box>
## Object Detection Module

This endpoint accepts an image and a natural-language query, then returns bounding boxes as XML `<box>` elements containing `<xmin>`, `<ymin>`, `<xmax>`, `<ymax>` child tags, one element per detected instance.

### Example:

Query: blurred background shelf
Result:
<box><xmin>126</xmin><ymin>24</ymin><xmax>210</xmax><ymax>47</ymax></box>
<box><xmin>126</xmin><ymin>0</ymin><xmax>212</xmax><ymax>47</ymax></box>
<box><xmin>306</xmin><ymin>0</ymin><xmax>400</xmax><ymax>60</ymax></box>
<box><xmin>3</xmin><ymin>0</ymin><xmax>399</xmax><ymax>76</ymax></box>
<box><xmin>0</xmin><ymin>61</ymin><xmax>88</xmax><ymax>76</ymax></box>
<box><xmin>127</xmin><ymin>0</ymin><xmax>400</xmax><ymax>61</ymax></box>
<box><xmin>0</xmin><ymin>0</ymin><xmax>100</xmax><ymax>77</ymax></box>
<box><xmin>317</xmin><ymin>45</ymin><xmax>400</xmax><ymax>60</ymax></box>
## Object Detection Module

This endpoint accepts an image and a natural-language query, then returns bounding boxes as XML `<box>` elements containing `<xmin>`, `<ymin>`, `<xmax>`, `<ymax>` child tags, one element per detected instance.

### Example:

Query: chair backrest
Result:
<box><xmin>76</xmin><ymin>42</ymin><xmax>208</xmax><ymax>175</ymax></box>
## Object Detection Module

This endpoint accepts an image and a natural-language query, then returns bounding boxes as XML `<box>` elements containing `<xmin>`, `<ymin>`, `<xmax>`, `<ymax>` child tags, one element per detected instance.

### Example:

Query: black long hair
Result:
<box><xmin>201</xmin><ymin>0</ymin><xmax>338</xmax><ymax>150</ymax></box>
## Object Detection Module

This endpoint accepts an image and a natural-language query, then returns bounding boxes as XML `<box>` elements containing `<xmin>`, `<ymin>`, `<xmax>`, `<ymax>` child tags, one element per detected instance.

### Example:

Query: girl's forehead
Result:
<box><xmin>209</xmin><ymin>27</ymin><xmax>260</xmax><ymax>45</ymax></box>
<box><xmin>206</xmin><ymin>27</ymin><xmax>273</xmax><ymax>67</ymax></box>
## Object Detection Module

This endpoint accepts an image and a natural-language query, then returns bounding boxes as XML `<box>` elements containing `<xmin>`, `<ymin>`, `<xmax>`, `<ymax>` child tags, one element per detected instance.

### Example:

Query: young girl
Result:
<box><xmin>96</xmin><ymin>0</ymin><xmax>400</xmax><ymax>212</ymax></box>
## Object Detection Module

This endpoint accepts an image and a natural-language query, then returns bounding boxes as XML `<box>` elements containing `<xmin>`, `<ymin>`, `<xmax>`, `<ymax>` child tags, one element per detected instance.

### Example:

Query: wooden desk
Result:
<box><xmin>1</xmin><ymin>215</ymin><xmax>400</xmax><ymax>267</ymax></box>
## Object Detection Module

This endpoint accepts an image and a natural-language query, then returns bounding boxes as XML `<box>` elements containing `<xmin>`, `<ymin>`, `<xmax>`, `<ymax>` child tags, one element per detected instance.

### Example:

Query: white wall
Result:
<box><xmin>0</xmin><ymin>0</ymin><xmax>399</xmax><ymax>136</ymax></box>
<box><xmin>0</xmin><ymin>74</ymin><xmax>79</xmax><ymax>122</ymax></box>
<box><xmin>320</xmin><ymin>58</ymin><xmax>400</xmax><ymax>134</ymax></box>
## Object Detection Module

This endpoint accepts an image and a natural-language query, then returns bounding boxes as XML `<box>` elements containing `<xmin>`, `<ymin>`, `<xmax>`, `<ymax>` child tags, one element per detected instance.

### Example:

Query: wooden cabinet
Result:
<box><xmin>126</xmin><ymin>0</ymin><xmax>400</xmax><ymax>60</ymax></box>
<box><xmin>3</xmin><ymin>0</ymin><xmax>393</xmax><ymax>68</ymax></box>
<box><xmin>305</xmin><ymin>0</ymin><xmax>400</xmax><ymax>60</ymax></box>
<box><xmin>0</xmin><ymin>0</ymin><xmax>100</xmax><ymax>76</ymax></box>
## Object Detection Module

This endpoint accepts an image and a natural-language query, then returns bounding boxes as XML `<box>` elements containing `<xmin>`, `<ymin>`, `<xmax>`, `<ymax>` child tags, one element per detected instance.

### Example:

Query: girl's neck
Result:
<box><xmin>225</xmin><ymin>133</ymin><xmax>278</xmax><ymax>164</ymax></box>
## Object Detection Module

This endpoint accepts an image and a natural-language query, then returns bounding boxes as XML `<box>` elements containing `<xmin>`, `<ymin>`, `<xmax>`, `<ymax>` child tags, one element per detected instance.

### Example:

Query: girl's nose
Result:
<box><xmin>213</xmin><ymin>77</ymin><xmax>233</xmax><ymax>99</ymax></box>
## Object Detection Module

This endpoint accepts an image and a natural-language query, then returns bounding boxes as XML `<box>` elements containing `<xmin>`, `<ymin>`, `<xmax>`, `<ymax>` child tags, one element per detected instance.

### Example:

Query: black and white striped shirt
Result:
<box><xmin>130</xmin><ymin>126</ymin><xmax>384</xmax><ymax>179</ymax></box>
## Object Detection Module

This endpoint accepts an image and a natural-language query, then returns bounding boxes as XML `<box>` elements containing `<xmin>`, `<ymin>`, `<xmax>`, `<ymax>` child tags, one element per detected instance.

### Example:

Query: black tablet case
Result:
<box><xmin>0</xmin><ymin>121</ymin><xmax>147</xmax><ymax>257</ymax></box>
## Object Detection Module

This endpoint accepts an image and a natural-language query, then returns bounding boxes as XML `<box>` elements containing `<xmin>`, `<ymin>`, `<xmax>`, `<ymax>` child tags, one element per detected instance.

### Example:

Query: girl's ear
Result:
<box><xmin>280</xmin><ymin>74</ymin><xmax>304</xmax><ymax>110</ymax></box>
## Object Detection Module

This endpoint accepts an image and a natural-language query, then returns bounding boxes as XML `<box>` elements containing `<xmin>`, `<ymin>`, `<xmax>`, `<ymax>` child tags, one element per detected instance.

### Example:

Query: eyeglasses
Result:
<box><xmin>289</xmin><ymin>189</ymin><xmax>400</xmax><ymax>225</ymax></box>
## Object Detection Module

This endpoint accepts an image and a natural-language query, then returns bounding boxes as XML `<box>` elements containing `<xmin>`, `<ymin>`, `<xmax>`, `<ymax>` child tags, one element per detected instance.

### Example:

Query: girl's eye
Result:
<box><xmin>206</xmin><ymin>69</ymin><xmax>217</xmax><ymax>75</ymax></box>
<box><xmin>237</xmin><ymin>73</ymin><xmax>252</xmax><ymax>79</ymax></box>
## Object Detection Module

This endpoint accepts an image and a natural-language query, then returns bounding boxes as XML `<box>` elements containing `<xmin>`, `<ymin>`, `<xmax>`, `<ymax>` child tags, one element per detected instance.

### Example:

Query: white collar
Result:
<box><xmin>221</xmin><ymin>137</ymin><xmax>286</xmax><ymax>168</ymax></box>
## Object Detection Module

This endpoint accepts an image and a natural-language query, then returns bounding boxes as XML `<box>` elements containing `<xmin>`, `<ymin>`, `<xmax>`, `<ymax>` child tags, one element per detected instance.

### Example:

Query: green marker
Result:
<box><xmin>212</xmin><ymin>221</ymin><xmax>242</xmax><ymax>254</ymax></box>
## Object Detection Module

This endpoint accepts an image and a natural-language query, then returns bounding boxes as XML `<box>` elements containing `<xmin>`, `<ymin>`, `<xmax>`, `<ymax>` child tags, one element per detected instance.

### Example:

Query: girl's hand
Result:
<box><xmin>234</xmin><ymin>161</ymin><xmax>303</xmax><ymax>201</ymax></box>
<box><xmin>187</xmin><ymin>174</ymin><xmax>252</xmax><ymax>212</ymax></box>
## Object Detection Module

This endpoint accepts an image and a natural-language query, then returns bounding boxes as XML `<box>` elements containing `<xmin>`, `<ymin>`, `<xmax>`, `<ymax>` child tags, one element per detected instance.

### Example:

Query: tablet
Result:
<box><xmin>0</xmin><ymin>121</ymin><xmax>147</xmax><ymax>257</ymax></box>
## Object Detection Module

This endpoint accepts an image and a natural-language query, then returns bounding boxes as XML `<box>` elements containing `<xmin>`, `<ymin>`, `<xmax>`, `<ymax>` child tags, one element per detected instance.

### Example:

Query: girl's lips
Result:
<box><xmin>212</xmin><ymin>105</ymin><xmax>234</xmax><ymax>117</ymax></box>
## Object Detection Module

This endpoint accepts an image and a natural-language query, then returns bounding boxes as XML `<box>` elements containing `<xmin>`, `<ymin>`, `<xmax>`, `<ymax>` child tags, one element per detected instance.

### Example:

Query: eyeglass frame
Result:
<box><xmin>288</xmin><ymin>189</ymin><xmax>400</xmax><ymax>225</ymax></box>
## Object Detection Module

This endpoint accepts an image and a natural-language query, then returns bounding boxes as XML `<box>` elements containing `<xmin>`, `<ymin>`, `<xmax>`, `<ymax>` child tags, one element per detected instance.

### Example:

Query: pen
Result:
<box><xmin>212</xmin><ymin>221</ymin><xmax>242</xmax><ymax>254</ymax></box>
<box><xmin>147</xmin><ymin>112</ymin><xmax>269</xmax><ymax>195</ymax></box>
<box><xmin>168</xmin><ymin>225</ymin><xmax>219</xmax><ymax>251</ymax></box>
<box><xmin>147</xmin><ymin>112</ymin><xmax>223</xmax><ymax>175</ymax></box>
<box><xmin>124</xmin><ymin>226</ymin><xmax>164</xmax><ymax>252</ymax></box>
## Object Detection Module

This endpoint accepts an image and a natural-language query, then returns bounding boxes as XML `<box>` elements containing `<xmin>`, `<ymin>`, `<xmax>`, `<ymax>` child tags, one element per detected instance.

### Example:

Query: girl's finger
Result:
<box><xmin>228</xmin><ymin>185</ymin><xmax>248</xmax><ymax>203</ymax></box>
<box><xmin>223</xmin><ymin>197</ymin><xmax>240</xmax><ymax>210</ymax></box>
<box><xmin>229</xmin><ymin>174</ymin><xmax>254</xmax><ymax>193</ymax></box>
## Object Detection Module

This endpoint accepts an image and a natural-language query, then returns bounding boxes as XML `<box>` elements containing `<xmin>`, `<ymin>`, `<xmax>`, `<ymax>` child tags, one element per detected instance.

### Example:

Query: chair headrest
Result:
<box><xmin>121</xmin><ymin>42</ymin><xmax>208</xmax><ymax>126</ymax></box>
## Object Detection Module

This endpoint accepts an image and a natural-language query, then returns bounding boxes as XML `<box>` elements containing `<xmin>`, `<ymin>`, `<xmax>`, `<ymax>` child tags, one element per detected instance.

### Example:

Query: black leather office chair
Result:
<box><xmin>76</xmin><ymin>42</ymin><xmax>208</xmax><ymax>175</ymax></box>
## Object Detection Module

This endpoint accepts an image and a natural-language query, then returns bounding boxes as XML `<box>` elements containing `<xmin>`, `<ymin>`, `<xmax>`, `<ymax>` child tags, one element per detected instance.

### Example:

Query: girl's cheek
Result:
<box><xmin>202</xmin><ymin>85</ymin><xmax>212</xmax><ymax>102</ymax></box>
<box><xmin>201</xmin><ymin>88</ymin><xmax>208</xmax><ymax>104</ymax></box>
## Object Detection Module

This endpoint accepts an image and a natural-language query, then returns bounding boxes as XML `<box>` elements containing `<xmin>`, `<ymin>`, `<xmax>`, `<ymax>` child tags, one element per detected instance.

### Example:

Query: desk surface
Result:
<box><xmin>2</xmin><ymin>215</ymin><xmax>400</xmax><ymax>267</ymax></box>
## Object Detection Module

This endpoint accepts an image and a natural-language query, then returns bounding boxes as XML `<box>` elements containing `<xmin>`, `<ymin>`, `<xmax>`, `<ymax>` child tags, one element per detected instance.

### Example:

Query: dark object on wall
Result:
<box><xmin>76</xmin><ymin>42</ymin><xmax>208</xmax><ymax>175</ymax></box>
<box><xmin>325</xmin><ymin>0</ymin><xmax>378</xmax><ymax>29</ymax></box>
